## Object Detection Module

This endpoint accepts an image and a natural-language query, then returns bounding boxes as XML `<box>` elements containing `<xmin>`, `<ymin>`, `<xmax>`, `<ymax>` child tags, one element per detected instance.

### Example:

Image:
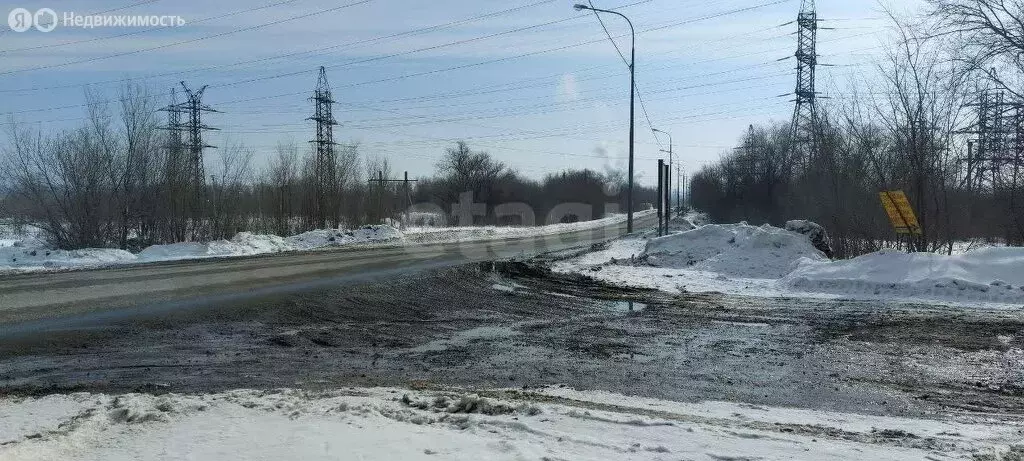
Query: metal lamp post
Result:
<box><xmin>574</xmin><ymin>3</ymin><xmax>635</xmax><ymax>233</ymax></box>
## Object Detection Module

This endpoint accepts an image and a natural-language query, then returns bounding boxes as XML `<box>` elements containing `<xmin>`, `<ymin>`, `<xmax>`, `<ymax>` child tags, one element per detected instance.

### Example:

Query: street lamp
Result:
<box><xmin>652</xmin><ymin>128</ymin><xmax>672</xmax><ymax>213</ymax></box>
<box><xmin>574</xmin><ymin>3</ymin><xmax>636</xmax><ymax>234</ymax></box>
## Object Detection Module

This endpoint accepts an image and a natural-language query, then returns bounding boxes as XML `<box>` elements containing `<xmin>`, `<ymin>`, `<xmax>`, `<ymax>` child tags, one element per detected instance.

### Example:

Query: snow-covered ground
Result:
<box><xmin>2</xmin><ymin>386</ymin><xmax>1019</xmax><ymax>460</ymax></box>
<box><xmin>555</xmin><ymin>220</ymin><xmax>1024</xmax><ymax>308</ymax></box>
<box><xmin>0</xmin><ymin>212</ymin><xmax>650</xmax><ymax>274</ymax></box>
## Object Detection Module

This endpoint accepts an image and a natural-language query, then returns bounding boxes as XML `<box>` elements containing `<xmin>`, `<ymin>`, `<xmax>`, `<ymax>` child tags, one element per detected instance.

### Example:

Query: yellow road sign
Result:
<box><xmin>879</xmin><ymin>190</ymin><xmax>922</xmax><ymax>235</ymax></box>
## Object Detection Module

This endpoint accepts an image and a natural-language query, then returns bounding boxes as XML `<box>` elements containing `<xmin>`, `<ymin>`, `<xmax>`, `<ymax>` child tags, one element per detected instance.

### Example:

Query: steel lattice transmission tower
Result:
<box><xmin>161</xmin><ymin>82</ymin><xmax>219</xmax><ymax>221</ymax></box>
<box><xmin>962</xmin><ymin>89</ymin><xmax>1024</xmax><ymax>243</ymax></box>
<box><xmin>788</xmin><ymin>0</ymin><xmax>820</xmax><ymax>171</ymax></box>
<box><xmin>159</xmin><ymin>88</ymin><xmax>188</xmax><ymax>239</ymax></box>
<box><xmin>161</xmin><ymin>87</ymin><xmax>185</xmax><ymax>180</ymax></box>
<box><xmin>308</xmin><ymin>66</ymin><xmax>339</xmax><ymax>228</ymax></box>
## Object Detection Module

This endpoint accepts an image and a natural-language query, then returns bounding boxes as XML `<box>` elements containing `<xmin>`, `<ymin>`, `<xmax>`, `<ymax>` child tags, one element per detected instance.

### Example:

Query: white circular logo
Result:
<box><xmin>33</xmin><ymin>8</ymin><xmax>57</xmax><ymax>32</ymax></box>
<box><xmin>7</xmin><ymin>8</ymin><xmax>32</xmax><ymax>32</ymax></box>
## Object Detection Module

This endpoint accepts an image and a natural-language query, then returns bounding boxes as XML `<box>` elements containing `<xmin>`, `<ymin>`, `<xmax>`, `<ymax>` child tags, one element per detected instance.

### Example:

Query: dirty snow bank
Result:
<box><xmin>560</xmin><ymin>220</ymin><xmax>1024</xmax><ymax>307</ymax></box>
<box><xmin>2</xmin><ymin>386</ymin><xmax>1019</xmax><ymax>460</ymax></box>
<box><xmin>682</xmin><ymin>211</ymin><xmax>710</xmax><ymax>227</ymax></box>
<box><xmin>785</xmin><ymin>247</ymin><xmax>1024</xmax><ymax>305</ymax></box>
<box><xmin>642</xmin><ymin>223</ymin><xmax>827</xmax><ymax>278</ymax></box>
<box><xmin>0</xmin><ymin>211</ymin><xmax>647</xmax><ymax>273</ymax></box>
<box><xmin>135</xmin><ymin>227</ymin><xmax>404</xmax><ymax>262</ymax></box>
<box><xmin>1</xmin><ymin>225</ymin><xmax>404</xmax><ymax>272</ymax></box>
<box><xmin>405</xmin><ymin>210</ymin><xmax>654</xmax><ymax>244</ymax></box>
<box><xmin>0</xmin><ymin>246</ymin><xmax>138</xmax><ymax>271</ymax></box>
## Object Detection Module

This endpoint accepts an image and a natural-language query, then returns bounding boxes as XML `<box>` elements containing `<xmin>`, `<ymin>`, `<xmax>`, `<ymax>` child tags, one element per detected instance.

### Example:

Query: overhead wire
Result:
<box><xmin>0</xmin><ymin>0</ymin><xmax>377</xmax><ymax>76</ymax></box>
<box><xmin>2</xmin><ymin>0</ymin><xmax>795</xmax><ymax>117</ymax></box>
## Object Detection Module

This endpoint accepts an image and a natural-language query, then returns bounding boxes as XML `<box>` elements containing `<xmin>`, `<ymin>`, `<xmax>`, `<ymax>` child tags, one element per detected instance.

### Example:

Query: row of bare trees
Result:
<box><xmin>413</xmin><ymin>141</ymin><xmax>654</xmax><ymax>226</ymax></box>
<box><xmin>1</xmin><ymin>88</ymin><xmax>648</xmax><ymax>250</ymax></box>
<box><xmin>690</xmin><ymin>2</ymin><xmax>1024</xmax><ymax>258</ymax></box>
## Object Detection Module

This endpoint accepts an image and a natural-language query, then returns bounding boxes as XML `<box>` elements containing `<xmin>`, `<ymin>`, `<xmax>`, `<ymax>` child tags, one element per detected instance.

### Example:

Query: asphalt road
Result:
<box><xmin>0</xmin><ymin>213</ymin><xmax>658</xmax><ymax>330</ymax></box>
<box><xmin>2</xmin><ymin>257</ymin><xmax>1022</xmax><ymax>422</ymax></box>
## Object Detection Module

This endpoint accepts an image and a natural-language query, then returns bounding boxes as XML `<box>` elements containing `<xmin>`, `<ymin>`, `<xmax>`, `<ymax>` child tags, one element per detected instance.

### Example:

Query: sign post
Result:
<box><xmin>878</xmin><ymin>190</ymin><xmax>922</xmax><ymax>252</ymax></box>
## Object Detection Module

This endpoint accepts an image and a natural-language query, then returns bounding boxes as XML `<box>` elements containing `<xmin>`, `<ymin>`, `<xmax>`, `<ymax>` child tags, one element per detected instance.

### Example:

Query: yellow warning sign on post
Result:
<box><xmin>879</xmin><ymin>190</ymin><xmax>922</xmax><ymax>235</ymax></box>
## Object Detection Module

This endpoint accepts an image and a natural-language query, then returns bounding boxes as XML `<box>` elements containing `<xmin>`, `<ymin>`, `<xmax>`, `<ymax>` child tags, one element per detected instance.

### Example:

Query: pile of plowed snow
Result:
<box><xmin>135</xmin><ymin>232</ymin><xmax>293</xmax><ymax>261</ymax></box>
<box><xmin>0</xmin><ymin>246</ymin><xmax>137</xmax><ymax>270</ymax></box>
<box><xmin>282</xmin><ymin>225</ymin><xmax>404</xmax><ymax>250</ymax></box>
<box><xmin>784</xmin><ymin>247</ymin><xmax>1024</xmax><ymax>304</ymax></box>
<box><xmin>2</xmin><ymin>225</ymin><xmax>405</xmax><ymax>271</ymax></box>
<box><xmin>134</xmin><ymin>226</ymin><xmax>405</xmax><ymax>262</ymax></box>
<box><xmin>642</xmin><ymin>223</ymin><xmax>827</xmax><ymax>278</ymax></box>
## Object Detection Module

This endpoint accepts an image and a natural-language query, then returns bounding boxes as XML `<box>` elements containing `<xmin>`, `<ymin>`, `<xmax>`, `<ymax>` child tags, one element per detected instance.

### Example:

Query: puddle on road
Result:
<box><xmin>608</xmin><ymin>300</ymin><xmax>647</xmax><ymax>313</ymax></box>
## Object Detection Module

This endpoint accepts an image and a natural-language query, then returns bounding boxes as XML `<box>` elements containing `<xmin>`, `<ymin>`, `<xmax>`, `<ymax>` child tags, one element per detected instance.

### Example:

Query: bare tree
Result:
<box><xmin>210</xmin><ymin>140</ymin><xmax>254</xmax><ymax>239</ymax></box>
<box><xmin>266</xmin><ymin>141</ymin><xmax>300</xmax><ymax>235</ymax></box>
<box><xmin>335</xmin><ymin>142</ymin><xmax>361</xmax><ymax>227</ymax></box>
<box><xmin>928</xmin><ymin>0</ymin><xmax>1024</xmax><ymax>99</ymax></box>
<box><xmin>117</xmin><ymin>82</ymin><xmax>161</xmax><ymax>249</ymax></box>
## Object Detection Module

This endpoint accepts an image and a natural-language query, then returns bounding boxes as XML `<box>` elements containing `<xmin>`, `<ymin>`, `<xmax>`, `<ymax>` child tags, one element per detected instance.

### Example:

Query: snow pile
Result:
<box><xmin>134</xmin><ymin>226</ymin><xmax>403</xmax><ymax>262</ymax></box>
<box><xmin>662</xmin><ymin>214</ymin><xmax>697</xmax><ymax>234</ymax></box>
<box><xmin>1</xmin><ymin>220</ymin><xmax>136</xmax><ymax>270</ymax></box>
<box><xmin>682</xmin><ymin>211</ymin><xmax>710</xmax><ymax>227</ymax></box>
<box><xmin>554</xmin><ymin>238</ymin><xmax>648</xmax><ymax>270</ymax></box>
<box><xmin>136</xmin><ymin>233</ymin><xmax>292</xmax><ymax>261</ymax></box>
<box><xmin>405</xmin><ymin>210</ymin><xmax>653</xmax><ymax>244</ymax></box>
<box><xmin>0</xmin><ymin>246</ymin><xmax>137</xmax><ymax>271</ymax></box>
<box><xmin>2</xmin><ymin>386</ymin><xmax>1019</xmax><ymax>460</ymax></box>
<box><xmin>284</xmin><ymin>225</ymin><xmax>404</xmax><ymax>250</ymax></box>
<box><xmin>556</xmin><ymin>218</ymin><xmax>1024</xmax><ymax>307</ymax></box>
<box><xmin>784</xmin><ymin>247</ymin><xmax>1024</xmax><ymax>304</ymax></box>
<box><xmin>642</xmin><ymin>223</ymin><xmax>828</xmax><ymax>278</ymax></box>
<box><xmin>1</xmin><ymin>225</ymin><xmax>405</xmax><ymax>272</ymax></box>
<box><xmin>0</xmin><ymin>212</ymin><xmax>644</xmax><ymax>273</ymax></box>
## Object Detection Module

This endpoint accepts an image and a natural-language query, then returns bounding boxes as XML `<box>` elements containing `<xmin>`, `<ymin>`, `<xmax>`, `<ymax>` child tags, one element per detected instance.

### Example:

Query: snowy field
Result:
<box><xmin>0</xmin><ymin>211</ymin><xmax>651</xmax><ymax>273</ymax></box>
<box><xmin>2</xmin><ymin>386</ymin><xmax>1020</xmax><ymax>461</ymax></box>
<box><xmin>555</xmin><ymin>218</ymin><xmax>1024</xmax><ymax>308</ymax></box>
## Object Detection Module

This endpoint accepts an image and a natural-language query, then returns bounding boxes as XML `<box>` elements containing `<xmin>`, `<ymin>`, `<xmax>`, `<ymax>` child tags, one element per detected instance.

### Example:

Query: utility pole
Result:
<box><xmin>368</xmin><ymin>171</ymin><xmax>418</xmax><ymax>227</ymax></box>
<box><xmin>308</xmin><ymin>66</ymin><xmax>339</xmax><ymax>229</ymax></box>
<box><xmin>788</xmin><ymin>0</ymin><xmax>820</xmax><ymax>171</ymax></box>
<box><xmin>676</xmin><ymin>163</ymin><xmax>682</xmax><ymax>212</ymax></box>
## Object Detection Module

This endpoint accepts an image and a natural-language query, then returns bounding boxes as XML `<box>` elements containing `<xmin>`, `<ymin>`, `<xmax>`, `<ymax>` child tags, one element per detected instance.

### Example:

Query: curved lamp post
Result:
<box><xmin>574</xmin><ymin>3</ymin><xmax>635</xmax><ymax>233</ymax></box>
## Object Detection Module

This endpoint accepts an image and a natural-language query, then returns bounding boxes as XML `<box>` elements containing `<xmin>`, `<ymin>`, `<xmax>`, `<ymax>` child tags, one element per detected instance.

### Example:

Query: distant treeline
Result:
<box><xmin>0</xmin><ymin>87</ymin><xmax>654</xmax><ymax>251</ymax></box>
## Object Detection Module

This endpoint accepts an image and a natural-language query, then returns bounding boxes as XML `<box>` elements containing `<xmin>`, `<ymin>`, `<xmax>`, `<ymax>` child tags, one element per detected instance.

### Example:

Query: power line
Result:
<box><xmin>0</xmin><ymin>0</ymin><xmax>377</xmax><ymax>76</ymax></box>
<box><xmin>222</xmin><ymin>0</ymin><xmax>794</xmax><ymax>97</ymax></box>
<box><xmin>0</xmin><ymin>0</ymin><xmax>301</xmax><ymax>54</ymax></box>
<box><xmin>1</xmin><ymin>59</ymin><xmax>795</xmax><ymax>129</ymax></box>
<box><xmin>586</xmin><ymin>0</ymin><xmax>663</xmax><ymax>148</ymax></box>
<box><xmin>3</xmin><ymin>0</ymin><xmax>792</xmax><ymax>117</ymax></box>
<box><xmin>0</xmin><ymin>0</ymin><xmax>162</xmax><ymax>35</ymax></box>
<box><xmin>0</xmin><ymin>0</ymin><xmax>560</xmax><ymax>94</ymax></box>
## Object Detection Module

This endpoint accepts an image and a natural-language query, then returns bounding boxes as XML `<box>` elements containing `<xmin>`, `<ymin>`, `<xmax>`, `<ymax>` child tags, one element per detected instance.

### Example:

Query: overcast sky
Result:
<box><xmin>0</xmin><ymin>0</ymin><xmax>925</xmax><ymax>185</ymax></box>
